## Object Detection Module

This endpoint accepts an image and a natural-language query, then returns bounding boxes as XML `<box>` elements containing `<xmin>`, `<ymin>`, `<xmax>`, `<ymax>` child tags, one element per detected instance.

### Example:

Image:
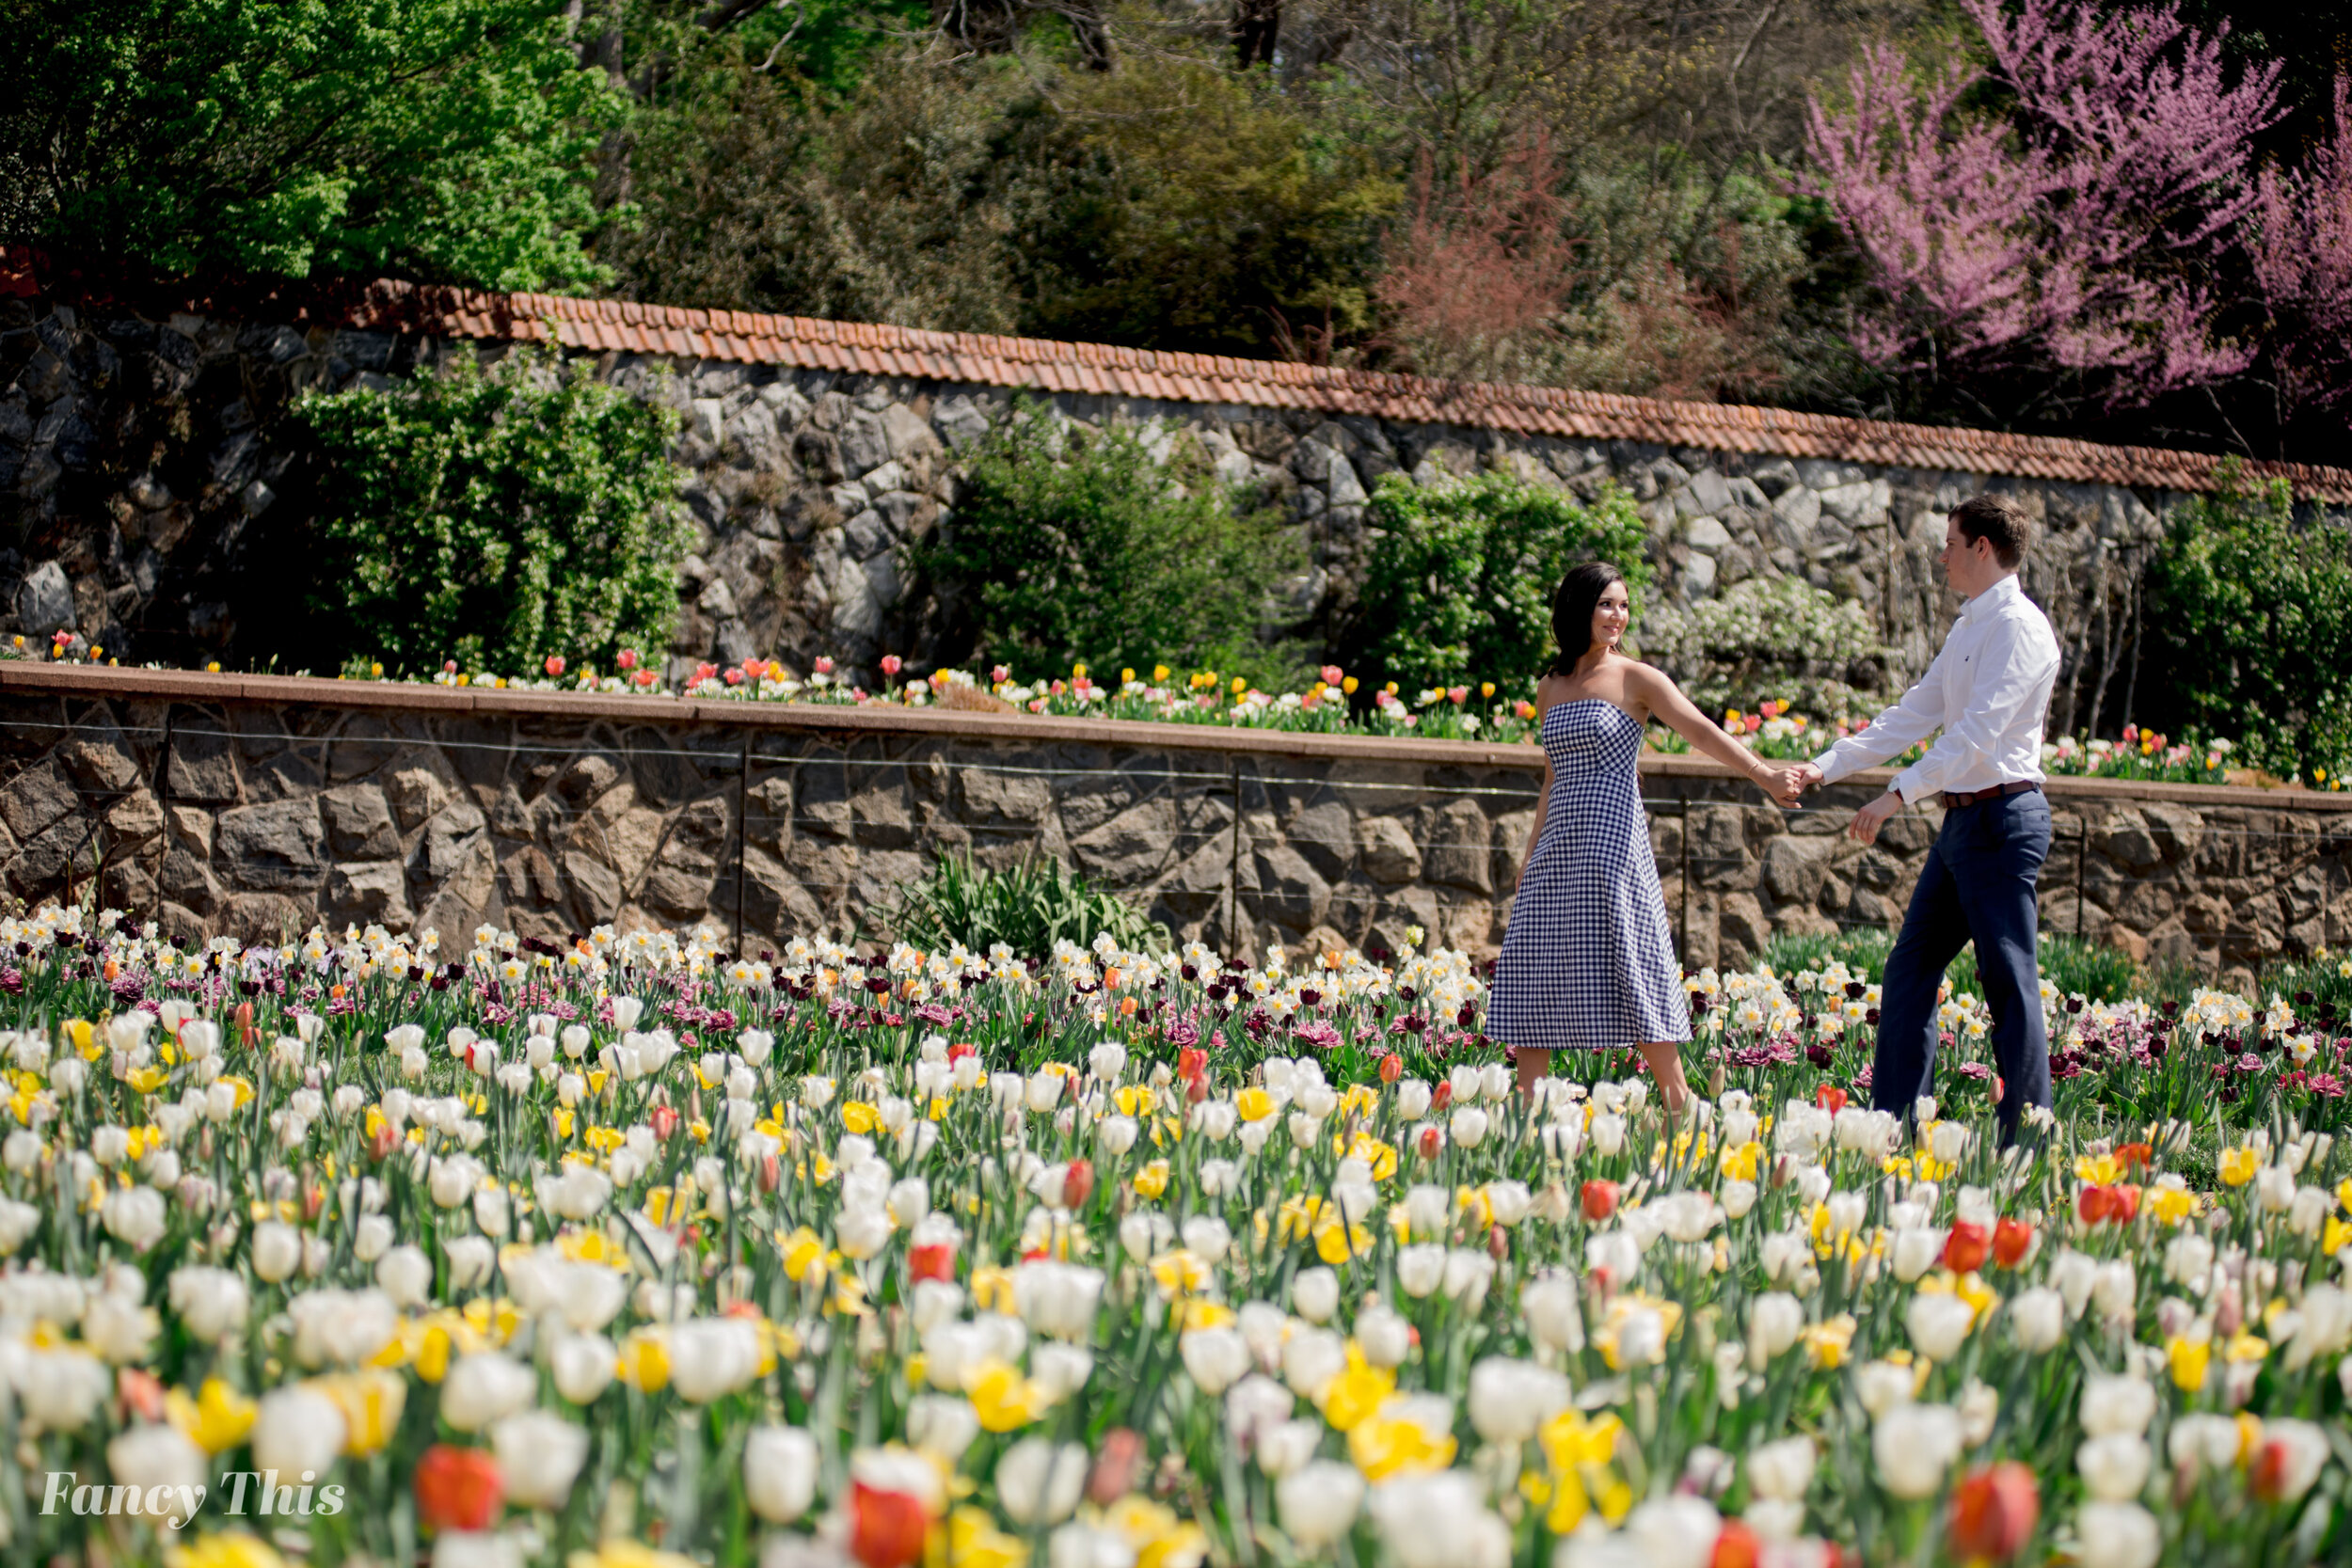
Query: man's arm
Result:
<box><xmin>1887</xmin><ymin>626</ymin><xmax>2058</xmax><ymax>804</ymax></box>
<box><xmin>1804</xmin><ymin>644</ymin><xmax>1952</xmax><ymax>790</ymax></box>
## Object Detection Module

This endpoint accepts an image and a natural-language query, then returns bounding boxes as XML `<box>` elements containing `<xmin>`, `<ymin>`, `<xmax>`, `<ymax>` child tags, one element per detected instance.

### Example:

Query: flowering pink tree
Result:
<box><xmin>1804</xmin><ymin>0</ymin><xmax>2288</xmax><ymax>418</ymax></box>
<box><xmin>2246</xmin><ymin>82</ymin><xmax>2352</xmax><ymax>431</ymax></box>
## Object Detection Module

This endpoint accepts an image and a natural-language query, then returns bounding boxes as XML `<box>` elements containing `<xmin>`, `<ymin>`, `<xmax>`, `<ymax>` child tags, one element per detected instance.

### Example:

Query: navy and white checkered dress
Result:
<box><xmin>1488</xmin><ymin>700</ymin><xmax>1691</xmax><ymax>1052</ymax></box>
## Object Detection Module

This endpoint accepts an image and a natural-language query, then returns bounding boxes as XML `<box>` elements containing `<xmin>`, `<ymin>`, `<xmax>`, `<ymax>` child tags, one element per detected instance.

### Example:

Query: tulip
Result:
<box><xmin>1368</xmin><ymin>1471</ymin><xmax>1511</xmax><ymax>1568</ymax></box>
<box><xmin>252</xmin><ymin>1221</ymin><xmax>302</xmax><ymax>1282</ymax></box>
<box><xmin>997</xmin><ymin>1436</ymin><xmax>1088</xmax><ymax>1526</ymax></box>
<box><xmin>552</xmin><ymin>1334</ymin><xmax>617</xmax><ymax>1404</ymax></box>
<box><xmin>1277</xmin><ymin>1460</ymin><xmax>1364</xmax><ymax>1548</ymax></box>
<box><xmin>440</xmin><ymin>1354</ymin><xmax>535</xmax><ymax>1432</ymax></box>
<box><xmin>1947</xmin><ymin>1462</ymin><xmax>2039</xmax><ymax>1561</ymax></box>
<box><xmin>1872</xmin><ymin>1403</ymin><xmax>1962</xmax><ymax>1497</ymax></box>
<box><xmin>415</xmin><ymin>1444</ymin><xmax>503</xmax><ymax>1532</ymax></box>
<box><xmin>1906</xmin><ymin>1291</ymin><xmax>1975</xmax><ymax>1362</ymax></box>
<box><xmin>2076</xmin><ymin>1433</ymin><xmax>2151</xmax><ymax>1501</ymax></box>
<box><xmin>252</xmin><ymin>1386</ymin><xmax>347</xmax><ymax>1478</ymax></box>
<box><xmin>1467</xmin><ymin>1357</ymin><xmax>1569</xmax><ymax>1443</ymax></box>
<box><xmin>2249</xmin><ymin>1419</ymin><xmax>2330</xmax><ymax>1502</ymax></box>
<box><xmin>1581</xmin><ymin>1180</ymin><xmax>1621</xmax><ymax>1222</ymax></box>
<box><xmin>2078</xmin><ymin>1374</ymin><xmax>2155</xmax><ymax>1436</ymax></box>
<box><xmin>2074</xmin><ymin>1502</ymin><xmax>2162</xmax><ymax>1568</ymax></box>
<box><xmin>490</xmin><ymin>1411</ymin><xmax>589</xmax><ymax>1511</ymax></box>
<box><xmin>744</xmin><ymin>1425</ymin><xmax>820</xmax><ymax>1523</ymax></box>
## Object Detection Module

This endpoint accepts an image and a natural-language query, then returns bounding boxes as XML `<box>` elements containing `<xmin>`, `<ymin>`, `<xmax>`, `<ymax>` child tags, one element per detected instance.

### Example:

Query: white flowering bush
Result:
<box><xmin>0</xmin><ymin>901</ymin><xmax>2346</xmax><ymax>1566</ymax></box>
<box><xmin>1639</xmin><ymin>576</ymin><xmax>1890</xmax><ymax>722</ymax></box>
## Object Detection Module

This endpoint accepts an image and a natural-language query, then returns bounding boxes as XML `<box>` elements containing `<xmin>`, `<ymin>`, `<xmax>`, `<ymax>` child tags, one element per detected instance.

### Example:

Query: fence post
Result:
<box><xmin>734</xmin><ymin>733</ymin><xmax>751</xmax><ymax>944</ymax></box>
<box><xmin>1678</xmin><ymin>794</ymin><xmax>1692</xmax><ymax>965</ymax></box>
<box><xmin>1226</xmin><ymin>756</ymin><xmax>1241</xmax><ymax>955</ymax></box>
<box><xmin>151</xmin><ymin>705</ymin><xmax>175</xmax><ymax>929</ymax></box>
<box><xmin>2074</xmin><ymin>817</ymin><xmax>2089</xmax><ymax>941</ymax></box>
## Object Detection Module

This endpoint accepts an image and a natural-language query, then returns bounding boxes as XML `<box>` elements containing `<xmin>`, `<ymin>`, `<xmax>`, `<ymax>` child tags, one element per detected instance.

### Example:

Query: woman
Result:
<box><xmin>1489</xmin><ymin>562</ymin><xmax>1806</xmax><ymax>1109</ymax></box>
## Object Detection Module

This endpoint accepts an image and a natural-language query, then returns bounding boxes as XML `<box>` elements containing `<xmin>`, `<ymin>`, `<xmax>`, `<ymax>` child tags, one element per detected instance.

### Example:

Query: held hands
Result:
<box><xmin>1758</xmin><ymin>761</ymin><xmax>1821</xmax><ymax>810</ymax></box>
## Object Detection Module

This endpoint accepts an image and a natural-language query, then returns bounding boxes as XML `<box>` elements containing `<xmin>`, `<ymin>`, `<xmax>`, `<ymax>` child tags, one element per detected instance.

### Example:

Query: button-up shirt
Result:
<box><xmin>1809</xmin><ymin>573</ymin><xmax>2061</xmax><ymax>805</ymax></box>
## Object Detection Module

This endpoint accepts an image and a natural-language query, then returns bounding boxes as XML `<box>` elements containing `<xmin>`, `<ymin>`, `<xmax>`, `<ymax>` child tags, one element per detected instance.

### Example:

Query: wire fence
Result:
<box><xmin>0</xmin><ymin>706</ymin><xmax>2344</xmax><ymax>964</ymax></box>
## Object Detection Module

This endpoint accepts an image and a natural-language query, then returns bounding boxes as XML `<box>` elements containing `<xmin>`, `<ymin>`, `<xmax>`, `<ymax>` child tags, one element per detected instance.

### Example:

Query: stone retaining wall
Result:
<box><xmin>4</xmin><ymin>667</ymin><xmax>2346</xmax><ymax>987</ymax></box>
<box><xmin>7</xmin><ymin>287</ymin><xmax>2347</xmax><ymax>743</ymax></box>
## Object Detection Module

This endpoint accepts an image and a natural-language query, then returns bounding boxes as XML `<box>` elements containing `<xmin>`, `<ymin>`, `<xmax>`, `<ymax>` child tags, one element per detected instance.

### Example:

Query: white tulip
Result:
<box><xmin>2074</xmin><ymin>1502</ymin><xmax>2162</xmax><ymax>1568</ymax></box>
<box><xmin>1467</xmin><ymin>1357</ymin><xmax>1570</xmax><ymax>1443</ymax></box>
<box><xmin>1523</xmin><ymin>1275</ymin><xmax>1586</xmax><ymax>1354</ymax></box>
<box><xmin>1292</xmin><ymin>1267</ymin><xmax>1340</xmax><ymax>1324</ymax></box>
<box><xmin>440</xmin><ymin>1352</ymin><xmax>536</xmax><ymax>1432</ymax></box>
<box><xmin>251</xmin><ymin>1385</ymin><xmax>346</xmax><ymax>1477</ymax></box>
<box><xmin>1181</xmin><ymin>1327</ymin><xmax>1250</xmax><ymax>1396</ymax></box>
<box><xmin>375</xmin><ymin>1245</ymin><xmax>434</xmax><ymax>1307</ymax></box>
<box><xmin>252</xmin><ymin>1220</ymin><xmax>301</xmax><ymax>1282</ymax></box>
<box><xmin>2075</xmin><ymin>1433</ymin><xmax>2152</xmax><ymax>1501</ymax></box>
<box><xmin>669</xmin><ymin>1317</ymin><xmax>762</xmax><ymax>1402</ymax></box>
<box><xmin>1369</xmin><ymin>1471</ymin><xmax>1510</xmax><ymax>1568</ymax></box>
<box><xmin>553</xmin><ymin>1333</ymin><xmax>617</xmax><ymax>1403</ymax></box>
<box><xmin>492</xmin><ymin>1410</ymin><xmax>590</xmax><ymax>1510</ymax></box>
<box><xmin>2009</xmin><ymin>1287</ymin><xmax>2067</xmax><ymax>1353</ymax></box>
<box><xmin>106</xmin><ymin>1422</ymin><xmax>207</xmax><ymax>1526</ymax></box>
<box><xmin>1745</xmin><ymin>1436</ymin><xmax>1815</xmax><ymax>1501</ymax></box>
<box><xmin>1871</xmin><ymin>1402</ymin><xmax>1962</xmax><ymax>1498</ymax></box>
<box><xmin>167</xmin><ymin>1266</ymin><xmax>250</xmax><ymax>1341</ymax></box>
<box><xmin>20</xmin><ymin>1347</ymin><xmax>108</xmax><ymax>1431</ymax></box>
<box><xmin>997</xmin><ymin>1437</ymin><xmax>1088</xmax><ymax>1526</ymax></box>
<box><xmin>1277</xmin><ymin>1460</ymin><xmax>1364</xmax><ymax>1548</ymax></box>
<box><xmin>101</xmin><ymin>1185</ymin><xmax>167</xmax><ymax>1251</ymax></box>
<box><xmin>744</xmin><ymin>1425</ymin><xmax>820</xmax><ymax>1523</ymax></box>
<box><xmin>2078</xmin><ymin>1374</ymin><xmax>2156</xmax><ymax>1436</ymax></box>
<box><xmin>1905</xmin><ymin>1292</ymin><xmax>1975</xmax><ymax>1363</ymax></box>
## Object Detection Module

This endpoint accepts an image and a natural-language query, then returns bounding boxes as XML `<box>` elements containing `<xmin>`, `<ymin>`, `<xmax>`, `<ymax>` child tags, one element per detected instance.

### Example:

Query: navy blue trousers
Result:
<box><xmin>1870</xmin><ymin>788</ymin><xmax>2054</xmax><ymax>1144</ymax></box>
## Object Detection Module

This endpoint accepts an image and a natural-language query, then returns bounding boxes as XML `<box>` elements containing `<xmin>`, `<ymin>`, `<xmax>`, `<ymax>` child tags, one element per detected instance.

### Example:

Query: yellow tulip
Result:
<box><xmin>617</xmin><ymin>1327</ymin><xmax>671</xmax><ymax>1392</ymax></box>
<box><xmin>310</xmin><ymin>1369</ymin><xmax>406</xmax><ymax>1455</ymax></box>
<box><xmin>967</xmin><ymin>1360</ymin><xmax>1043</xmax><ymax>1432</ymax></box>
<box><xmin>1234</xmin><ymin>1087</ymin><xmax>1275</xmax><ymax>1122</ymax></box>
<box><xmin>167</xmin><ymin>1379</ymin><xmax>258</xmax><ymax>1455</ymax></box>
<box><xmin>1320</xmin><ymin>1357</ymin><xmax>1395</xmax><ymax>1431</ymax></box>
<box><xmin>2218</xmin><ymin>1147</ymin><xmax>2260</xmax><ymax>1186</ymax></box>
<box><xmin>2168</xmin><ymin>1335</ymin><xmax>2211</xmax><ymax>1392</ymax></box>
<box><xmin>1132</xmin><ymin>1160</ymin><xmax>1170</xmax><ymax>1201</ymax></box>
<box><xmin>167</xmin><ymin>1532</ymin><xmax>288</xmax><ymax>1568</ymax></box>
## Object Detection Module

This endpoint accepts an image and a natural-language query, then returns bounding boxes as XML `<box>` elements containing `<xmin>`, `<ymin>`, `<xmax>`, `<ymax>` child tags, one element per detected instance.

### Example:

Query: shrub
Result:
<box><xmin>2143</xmin><ymin>465</ymin><xmax>2352</xmax><ymax>781</ymax></box>
<box><xmin>292</xmin><ymin>348</ymin><xmax>690</xmax><ymax>677</ymax></box>
<box><xmin>1344</xmin><ymin>472</ymin><xmax>1649</xmax><ymax>693</ymax></box>
<box><xmin>921</xmin><ymin>409</ymin><xmax>1305</xmax><ymax>686</ymax></box>
<box><xmin>1759</xmin><ymin>927</ymin><xmax>2139</xmax><ymax>1003</ymax></box>
<box><xmin>1638</xmin><ymin>575</ymin><xmax>1890</xmax><ymax>721</ymax></box>
<box><xmin>882</xmin><ymin>852</ymin><xmax>1169</xmax><ymax>958</ymax></box>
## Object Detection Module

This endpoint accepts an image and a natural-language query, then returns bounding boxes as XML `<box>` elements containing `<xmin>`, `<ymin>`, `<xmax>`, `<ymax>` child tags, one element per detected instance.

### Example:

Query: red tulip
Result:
<box><xmin>1709</xmin><ymin>1518</ymin><xmax>1762</xmax><ymax>1568</ymax></box>
<box><xmin>1581</xmin><ymin>1180</ymin><xmax>1621</xmax><ymax>1222</ymax></box>
<box><xmin>908</xmin><ymin>1243</ymin><xmax>956</xmax><ymax>1283</ymax></box>
<box><xmin>1992</xmin><ymin>1217</ymin><xmax>2037</xmax><ymax>1268</ymax></box>
<box><xmin>1947</xmin><ymin>1462</ymin><xmax>2038</xmax><ymax>1561</ymax></box>
<box><xmin>1416</xmin><ymin>1126</ymin><xmax>1444</xmax><ymax>1160</ymax></box>
<box><xmin>1942</xmin><ymin>1220</ymin><xmax>1990</xmax><ymax>1274</ymax></box>
<box><xmin>1178</xmin><ymin>1048</ymin><xmax>1208</xmax><ymax>1083</ymax></box>
<box><xmin>1378</xmin><ymin>1052</ymin><xmax>1403</xmax><ymax>1084</ymax></box>
<box><xmin>1061</xmin><ymin>1159</ymin><xmax>1094</xmax><ymax>1208</ymax></box>
<box><xmin>850</xmin><ymin>1480</ymin><xmax>930</xmax><ymax>1568</ymax></box>
<box><xmin>415</xmin><ymin>1444</ymin><xmax>503</xmax><ymax>1532</ymax></box>
<box><xmin>1815</xmin><ymin>1085</ymin><xmax>1848</xmax><ymax>1115</ymax></box>
<box><xmin>649</xmin><ymin>1104</ymin><xmax>681</xmax><ymax>1141</ymax></box>
<box><xmin>1429</xmin><ymin>1081</ymin><xmax>1454</xmax><ymax>1113</ymax></box>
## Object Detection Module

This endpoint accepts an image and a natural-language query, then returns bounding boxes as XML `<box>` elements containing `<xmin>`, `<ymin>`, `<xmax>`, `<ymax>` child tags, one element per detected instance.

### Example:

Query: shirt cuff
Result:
<box><xmin>1808</xmin><ymin>747</ymin><xmax>1847</xmax><ymax>784</ymax></box>
<box><xmin>1890</xmin><ymin>763</ymin><xmax>1933</xmax><ymax>805</ymax></box>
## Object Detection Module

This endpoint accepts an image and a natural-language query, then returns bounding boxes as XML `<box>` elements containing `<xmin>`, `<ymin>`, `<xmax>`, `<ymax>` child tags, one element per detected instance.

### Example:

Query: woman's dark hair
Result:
<box><xmin>1549</xmin><ymin>562</ymin><xmax>1627</xmax><ymax>675</ymax></box>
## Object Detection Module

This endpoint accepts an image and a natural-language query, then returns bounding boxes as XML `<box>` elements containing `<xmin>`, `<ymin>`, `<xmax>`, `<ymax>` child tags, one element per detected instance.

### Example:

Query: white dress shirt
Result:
<box><xmin>1809</xmin><ymin>572</ymin><xmax>2061</xmax><ymax>804</ymax></box>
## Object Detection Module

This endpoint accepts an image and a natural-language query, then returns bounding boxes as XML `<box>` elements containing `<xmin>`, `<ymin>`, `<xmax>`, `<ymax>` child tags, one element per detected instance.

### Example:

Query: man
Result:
<box><xmin>1794</xmin><ymin>493</ymin><xmax>2062</xmax><ymax>1143</ymax></box>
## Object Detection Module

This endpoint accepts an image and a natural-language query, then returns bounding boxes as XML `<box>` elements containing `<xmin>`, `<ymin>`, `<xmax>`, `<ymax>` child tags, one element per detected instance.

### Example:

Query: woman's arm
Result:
<box><xmin>1629</xmin><ymin>666</ymin><xmax>1804</xmax><ymax>807</ymax></box>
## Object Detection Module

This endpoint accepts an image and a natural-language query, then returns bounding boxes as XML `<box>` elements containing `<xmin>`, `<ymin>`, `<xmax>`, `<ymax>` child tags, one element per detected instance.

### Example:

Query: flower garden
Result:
<box><xmin>1</xmin><ymin>900</ymin><xmax>2349</xmax><ymax>1568</ymax></box>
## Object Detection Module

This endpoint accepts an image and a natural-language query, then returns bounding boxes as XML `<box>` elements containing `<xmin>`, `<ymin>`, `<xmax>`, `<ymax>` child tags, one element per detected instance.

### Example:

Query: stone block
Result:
<box><xmin>417</xmin><ymin>800</ymin><xmax>488</xmax><ymax>883</ymax></box>
<box><xmin>16</xmin><ymin>562</ymin><xmax>74</xmax><ymax>635</ymax></box>
<box><xmin>741</xmin><ymin>843</ymin><xmax>825</xmax><ymax>941</ymax></box>
<box><xmin>956</xmin><ymin>765</ymin><xmax>1050</xmax><ymax>828</ymax></box>
<box><xmin>1287</xmin><ymin>798</ymin><xmax>1353</xmax><ymax>882</ymax></box>
<box><xmin>329</xmin><ymin>861</ymin><xmax>412</xmax><ymax>927</ymax></box>
<box><xmin>218</xmin><ymin>893</ymin><xmax>309</xmax><ymax>945</ymax></box>
<box><xmin>564</xmin><ymin>848</ymin><xmax>623</xmax><ymax>924</ymax></box>
<box><xmin>322</xmin><ymin>783</ymin><xmax>399</xmax><ymax>859</ymax></box>
<box><xmin>850</xmin><ymin>784</ymin><xmax>915</xmax><ymax>849</ymax></box>
<box><xmin>1421</xmin><ymin>800</ymin><xmax>1492</xmax><ymax>894</ymax></box>
<box><xmin>2140</xmin><ymin>801</ymin><xmax>2203</xmax><ymax>863</ymax></box>
<box><xmin>745</xmin><ymin>774</ymin><xmax>794</xmax><ymax>848</ymax></box>
<box><xmin>105</xmin><ymin>787</ymin><xmax>163</xmax><ymax>845</ymax></box>
<box><xmin>60</xmin><ymin>732</ymin><xmax>140</xmax><ymax>793</ymax></box>
<box><xmin>1359</xmin><ymin>816</ymin><xmax>1421</xmax><ymax>885</ymax></box>
<box><xmin>1072</xmin><ymin>797</ymin><xmax>1175</xmax><ymax>883</ymax></box>
<box><xmin>1</xmin><ymin>762</ymin><xmax>79</xmax><ymax>841</ymax></box>
<box><xmin>644</xmin><ymin>854</ymin><xmax>720</xmax><ymax>921</ymax></box>
<box><xmin>1250</xmin><ymin>842</ymin><xmax>1331</xmax><ymax>929</ymax></box>
<box><xmin>216</xmin><ymin>798</ymin><xmax>325</xmax><ymax>890</ymax></box>
<box><xmin>383</xmin><ymin>761</ymin><xmax>447</xmax><ymax>827</ymax></box>
<box><xmin>167</xmin><ymin>734</ymin><xmax>241</xmax><ymax>803</ymax></box>
<box><xmin>2095</xmin><ymin>808</ymin><xmax>2162</xmax><ymax>869</ymax></box>
<box><xmin>1688</xmin><ymin>804</ymin><xmax>1752</xmax><ymax>890</ymax></box>
<box><xmin>1760</xmin><ymin>833</ymin><xmax>1836</xmax><ymax>906</ymax></box>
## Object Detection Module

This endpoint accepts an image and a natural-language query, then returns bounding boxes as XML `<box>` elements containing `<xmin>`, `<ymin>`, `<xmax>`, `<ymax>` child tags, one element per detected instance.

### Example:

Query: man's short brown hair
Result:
<box><xmin>1949</xmin><ymin>492</ymin><xmax>2034</xmax><ymax>568</ymax></box>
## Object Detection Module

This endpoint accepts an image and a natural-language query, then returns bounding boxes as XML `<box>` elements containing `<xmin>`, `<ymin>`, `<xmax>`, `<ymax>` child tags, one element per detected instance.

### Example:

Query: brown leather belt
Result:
<box><xmin>1941</xmin><ymin>780</ymin><xmax>2042</xmax><ymax>809</ymax></box>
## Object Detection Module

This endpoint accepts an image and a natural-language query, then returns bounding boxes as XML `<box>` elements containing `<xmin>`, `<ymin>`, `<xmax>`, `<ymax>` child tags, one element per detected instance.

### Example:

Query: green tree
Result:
<box><xmin>2144</xmin><ymin>465</ymin><xmax>2352</xmax><ymax>780</ymax></box>
<box><xmin>0</xmin><ymin>0</ymin><xmax>619</xmax><ymax>288</ymax></box>
<box><xmin>292</xmin><ymin>347</ymin><xmax>689</xmax><ymax>675</ymax></box>
<box><xmin>920</xmin><ymin>410</ymin><xmax>1302</xmax><ymax>683</ymax></box>
<box><xmin>1343</xmin><ymin>470</ymin><xmax>1650</xmax><ymax>692</ymax></box>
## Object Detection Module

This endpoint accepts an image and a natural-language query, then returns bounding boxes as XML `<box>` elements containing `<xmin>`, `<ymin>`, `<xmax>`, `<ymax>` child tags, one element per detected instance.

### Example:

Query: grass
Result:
<box><xmin>875</xmin><ymin>850</ymin><xmax>1172</xmax><ymax>959</ymax></box>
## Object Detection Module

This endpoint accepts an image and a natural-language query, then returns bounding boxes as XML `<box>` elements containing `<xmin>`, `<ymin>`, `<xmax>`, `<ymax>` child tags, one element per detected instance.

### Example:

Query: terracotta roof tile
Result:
<box><xmin>210</xmin><ymin>270</ymin><xmax>2352</xmax><ymax>502</ymax></box>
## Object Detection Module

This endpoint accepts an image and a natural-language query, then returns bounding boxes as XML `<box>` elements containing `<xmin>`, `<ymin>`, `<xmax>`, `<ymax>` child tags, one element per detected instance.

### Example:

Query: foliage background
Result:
<box><xmin>287</xmin><ymin>348</ymin><xmax>690</xmax><ymax>677</ymax></box>
<box><xmin>916</xmin><ymin>409</ymin><xmax>1307</xmax><ymax>688</ymax></box>
<box><xmin>2142</xmin><ymin>467</ymin><xmax>2352</xmax><ymax>781</ymax></box>
<box><xmin>1341</xmin><ymin>473</ymin><xmax>1650</xmax><ymax>694</ymax></box>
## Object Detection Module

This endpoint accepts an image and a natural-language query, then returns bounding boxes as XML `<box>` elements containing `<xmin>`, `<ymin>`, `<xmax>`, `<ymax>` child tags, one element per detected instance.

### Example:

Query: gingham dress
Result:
<box><xmin>1488</xmin><ymin>700</ymin><xmax>1692</xmax><ymax>1052</ymax></box>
